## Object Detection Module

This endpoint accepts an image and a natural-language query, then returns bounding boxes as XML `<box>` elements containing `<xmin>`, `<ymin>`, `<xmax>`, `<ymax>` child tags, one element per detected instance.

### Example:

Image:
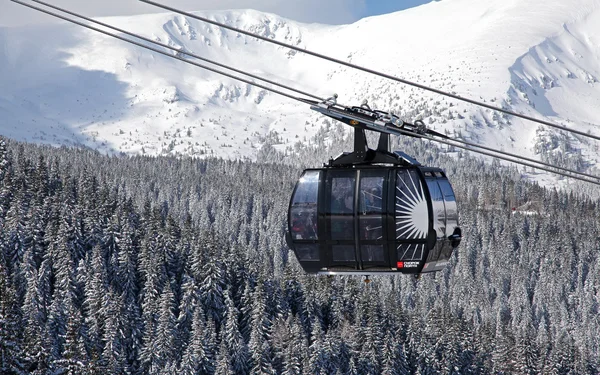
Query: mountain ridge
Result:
<box><xmin>1</xmin><ymin>0</ymin><xmax>600</xmax><ymax>186</ymax></box>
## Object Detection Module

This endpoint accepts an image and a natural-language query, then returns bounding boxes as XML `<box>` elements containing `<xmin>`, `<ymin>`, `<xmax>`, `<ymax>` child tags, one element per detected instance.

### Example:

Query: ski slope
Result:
<box><xmin>1</xmin><ymin>0</ymin><xmax>600</xmax><ymax>183</ymax></box>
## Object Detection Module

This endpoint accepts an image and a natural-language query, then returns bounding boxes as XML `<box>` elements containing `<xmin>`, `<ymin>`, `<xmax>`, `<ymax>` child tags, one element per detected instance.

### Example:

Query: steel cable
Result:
<box><xmin>396</xmin><ymin>125</ymin><xmax>600</xmax><ymax>185</ymax></box>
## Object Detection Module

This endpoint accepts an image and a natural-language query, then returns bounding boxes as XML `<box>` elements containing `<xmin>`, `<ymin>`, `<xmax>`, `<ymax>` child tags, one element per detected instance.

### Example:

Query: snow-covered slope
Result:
<box><xmin>1</xmin><ymin>0</ymin><xmax>600</xmax><ymax>178</ymax></box>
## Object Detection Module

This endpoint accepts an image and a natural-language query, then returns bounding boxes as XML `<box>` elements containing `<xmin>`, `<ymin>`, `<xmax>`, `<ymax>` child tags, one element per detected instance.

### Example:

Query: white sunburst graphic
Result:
<box><xmin>395</xmin><ymin>172</ymin><xmax>429</xmax><ymax>240</ymax></box>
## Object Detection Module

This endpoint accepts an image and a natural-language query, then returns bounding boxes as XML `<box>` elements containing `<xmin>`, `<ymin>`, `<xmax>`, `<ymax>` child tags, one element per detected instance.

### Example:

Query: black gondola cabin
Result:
<box><xmin>287</xmin><ymin>163</ymin><xmax>461</xmax><ymax>275</ymax></box>
<box><xmin>286</xmin><ymin>99</ymin><xmax>462</xmax><ymax>276</ymax></box>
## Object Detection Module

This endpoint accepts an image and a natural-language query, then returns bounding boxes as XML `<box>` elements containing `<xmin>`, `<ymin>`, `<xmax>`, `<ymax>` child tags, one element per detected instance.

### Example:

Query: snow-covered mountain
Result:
<box><xmin>1</xmin><ymin>0</ymin><xmax>600</xmax><ymax>177</ymax></box>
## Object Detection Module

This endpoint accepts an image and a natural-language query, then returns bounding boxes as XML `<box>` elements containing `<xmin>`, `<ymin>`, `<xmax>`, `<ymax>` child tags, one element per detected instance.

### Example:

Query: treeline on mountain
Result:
<box><xmin>0</xmin><ymin>134</ymin><xmax>598</xmax><ymax>375</ymax></box>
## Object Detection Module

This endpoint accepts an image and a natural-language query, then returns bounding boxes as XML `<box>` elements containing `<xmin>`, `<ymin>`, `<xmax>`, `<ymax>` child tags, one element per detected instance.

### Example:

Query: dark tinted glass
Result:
<box><xmin>329</xmin><ymin>176</ymin><xmax>355</xmax><ymax>214</ymax></box>
<box><xmin>359</xmin><ymin>217</ymin><xmax>383</xmax><ymax>240</ymax></box>
<box><xmin>296</xmin><ymin>245</ymin><xmax>319</xmax><ymax>261</ymax></box>
<box><xmin>290</xmin><ymin>171</ymin><xmax>320</xmax><ymax>240</ymax></box>
<box><xmin>332</xmin><ymin>245</ymin><xmax>356</xmax><ymax>262</ymax></box>
<box><xmin>359</xmin><ymin>176</ymin><xmax>384</xmax><ymax>214</ymax></box>
<box><xmin>438</xmin><ymin>179</ymin><xmax>458</xmax><ymax>236</ymax></box>
<box><xmin>426</xmin><ymin>179</ymin><xmax>446</xmax><ymax>238</ymax></box>
<box><xmin>327</xmin><ymin>171</ymin><xmax>356</xmax><ymax>241</ymax></box>
<box><xmin>361</xmin><ymin>245</ymin><xmax>384</xmax><ymax>262</ymax></box>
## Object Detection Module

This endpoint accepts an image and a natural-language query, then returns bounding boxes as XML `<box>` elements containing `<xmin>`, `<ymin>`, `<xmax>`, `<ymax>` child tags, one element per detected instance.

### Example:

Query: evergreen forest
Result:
<box><xmin>0</xmin><ymin>132</ymin><xmax>599</xmax><ymax>375</ymax></box>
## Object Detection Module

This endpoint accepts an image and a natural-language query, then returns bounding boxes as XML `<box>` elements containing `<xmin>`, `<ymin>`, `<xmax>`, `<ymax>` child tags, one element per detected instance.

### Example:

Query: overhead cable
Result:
<box><xmin>393</xmin><ymin>125</ymin><xmax>600</xmax><ymax>185</ymax></box>
<box><xmin>439</xmin><ymin>133</ymin><xmax>600</xmax><ymax>182</ymax></box>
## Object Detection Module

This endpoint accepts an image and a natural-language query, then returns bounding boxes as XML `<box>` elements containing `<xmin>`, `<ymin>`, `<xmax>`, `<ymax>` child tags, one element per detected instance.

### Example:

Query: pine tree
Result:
<box><xmin>515</xmin><ymin>323</ymin><xmax>539</xmax><ymax>375</ymax></box>
<box><xmin>0</xmin><ymin>137</ymin><xmax>10</xmax><ymax>183</ymax></box>
<box><xmin>142</xmin><ymin>285</ymin><xmax>177</xmax><ymax>374</ymax></box>
<box><xmin>346</xmin><ymin>357</ymin><xmax>359</xmax><ymax>375</ymax></box>
<box><xmin>179</xmin><ymin>272</ymin><xmax>198</xmax><ymax>327</ymax></box>
<box><xmin>536</xmin><ymin>317</ymin><xmax>552</xmax><ymax>374</ymax></box>
<box><xmin>278</xmin><ymin>316</ymin><xmax>306</xmax><ymax>375</ymax></box>
<box><xmin>382</xmin><ymin>331</ymin><xmax>410</xmax><ymax>375</ymax></box>
<box><xmin>0</xmin><ymin>257</ymin><xmax>24</xmax><ymax>374</ymax></box>
<box><xmin>116</xmin><ymin>217</ymin><xmax>142</xmax><ymax>373</ymax></box>
<box><xmin>199</xmin><ymin>237</ymin><xmax>226</xmax><ymax>330</ymax></box>
<box><xmin>1</xmin><ymin>136</ymin><xmax>600</xmax><ymax>374</ymax></box>
<box><xmin>83</xmin><ymin>245</ymin><xmax>109</xmax><ymax>360</ymax></box>
<box><xmin>214</xmin><ymin>340</ymin><xmax>232</xmax><ymax>375</ymax></box>
<box><xmin>355</xmin><ymin>290</ymin><xmax>382</xmax><ymax>375</ymax></box>
<box><xmin>492</xmin><ymin>315</ymin><xmax>516</xmax><ymax>374</ymax></box>
<box><xmin>249</xmin><ymin>281</ymin><xmax>276</xmax><ymax>375</ymax></box>
<box><xmin>179</xmin><ymin>307</ymin><xmax>214</xmax><ymax>375</ymax></box>
<box><xmin>223</xmin><ymin>291</ymin><xmax>249</xmax><ymax>375</ymax></box>
<box><xmin>21</xmin><ymin>258</ymin><xmax>51</xmax><ymax>374</ymax></box>
<box><xmin>101</xmin><ymin>292</ymin><xmax>128</xmax><ymax>375</ymax></box>
<box><xmin>239</xmin><ymin>280</ymin><xmax>254</xmax><ymax>343</ymax></box>
<box><xmin>307</xmin><ymin>322</ymin><xmax>327</xmax><ymax>375</ymax></box>
<box><xmin>56</xmin><ymin>295</ymin><xmax>88</xmax><ymax>375</ymax></box>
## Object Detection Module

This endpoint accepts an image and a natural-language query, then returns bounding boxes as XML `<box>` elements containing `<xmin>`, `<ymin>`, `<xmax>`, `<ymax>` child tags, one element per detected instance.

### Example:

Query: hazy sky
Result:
<box><xmin>1</xmin><ymin>0</ymin><xmax>434</xmax><ymax>27</ymax></box>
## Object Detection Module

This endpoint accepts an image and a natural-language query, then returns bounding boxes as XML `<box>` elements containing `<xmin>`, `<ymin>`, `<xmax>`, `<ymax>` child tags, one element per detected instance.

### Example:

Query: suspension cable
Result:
<box><xmin>396</xmin><ymin>126</ymin><xmax>600</xmax><ymax>185</ymax></box>
<box><xmin>12</xmin><ymin>0</ymin><xmax>600</xmax><ymax>185</ymax></box>
<box><xmin>139</xmin><ymin>0</ymin><xmax>600</xmax><ymax>143</ymax></box>
<box><xmin>438</xmin><ymin>133</ymin><xmax>600</xmax><ymax>182</ymax></box>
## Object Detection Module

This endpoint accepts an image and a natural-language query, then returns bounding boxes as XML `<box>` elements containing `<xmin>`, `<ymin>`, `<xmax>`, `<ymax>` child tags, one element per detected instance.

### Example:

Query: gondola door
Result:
<box><xmin>357</xmin><ymin>170</ymin><xmax>388</xmax><ymax>269</ymax></box>
<box><xmin>325</xmin><ymin>170</ymin><xmax>357</xmax><ymax>269</ymax></box>
<box><xmin>324</xmin><ymin>169</ymin><xmax>390</xmax><ymax>271</ymax></box>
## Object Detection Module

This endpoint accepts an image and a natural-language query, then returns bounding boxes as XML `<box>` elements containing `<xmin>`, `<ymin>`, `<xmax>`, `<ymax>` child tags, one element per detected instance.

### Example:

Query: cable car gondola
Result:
<box><xmin>286</xmin><ymin>99</ymin><xmax>462</xmax><ymax>276</ymax></box>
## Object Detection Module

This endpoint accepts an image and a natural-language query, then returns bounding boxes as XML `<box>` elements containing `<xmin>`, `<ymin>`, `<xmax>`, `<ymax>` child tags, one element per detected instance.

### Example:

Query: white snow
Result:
<box><xmin>1</xmin><ymin>0</ymin><xmax>600</xmax><ymax>185</ymax></box>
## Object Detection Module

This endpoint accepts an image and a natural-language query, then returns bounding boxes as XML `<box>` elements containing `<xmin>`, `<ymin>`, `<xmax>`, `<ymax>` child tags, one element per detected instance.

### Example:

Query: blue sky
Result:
<box><xmin>363</xmin><ymin>0</ymin><xmax>432</xmax><ymax>18</ymax></box>
<box><xmin>1</xmin><ymin>0</ymin><xmax>435</xmax><ymax>27</ymax></box>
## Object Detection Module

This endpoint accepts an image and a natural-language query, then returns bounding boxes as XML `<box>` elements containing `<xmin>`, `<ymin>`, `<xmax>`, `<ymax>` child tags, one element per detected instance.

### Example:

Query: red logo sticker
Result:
<box><xmin>397</xmin><ymin>261</ymin><xmax>404</xmax><ymax>268</ymax></box>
